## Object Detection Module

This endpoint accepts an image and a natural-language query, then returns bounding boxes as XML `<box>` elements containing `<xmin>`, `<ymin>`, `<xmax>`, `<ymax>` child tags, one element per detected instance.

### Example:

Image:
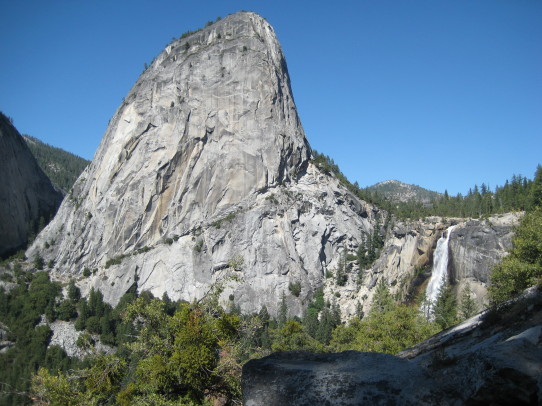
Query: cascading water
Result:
<box><xmin>423</xmin><ymin>225</ymin><xmax>456</xmax><ymax>316</ymax></box>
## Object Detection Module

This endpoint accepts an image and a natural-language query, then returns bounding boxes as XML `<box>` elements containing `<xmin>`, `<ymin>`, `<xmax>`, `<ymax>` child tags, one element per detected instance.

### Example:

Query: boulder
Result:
<box><xmin>242</xmin><ymin>351</ymin><xmax>449</xmax><ymax>405</ymax></box>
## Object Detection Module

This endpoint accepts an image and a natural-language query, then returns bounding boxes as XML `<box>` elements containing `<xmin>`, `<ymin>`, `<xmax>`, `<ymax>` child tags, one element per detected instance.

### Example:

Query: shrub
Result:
<box><xmin>288</xmin><ymin>281</ymin><xmax>301</xmax><ymax>297</ymax></box>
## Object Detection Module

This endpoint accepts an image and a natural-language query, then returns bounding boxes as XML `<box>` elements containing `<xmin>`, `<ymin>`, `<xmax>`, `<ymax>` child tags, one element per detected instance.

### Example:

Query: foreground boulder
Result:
<box><xmin>243</xmin><ymin>287</ymin><xmax>542</xmax><ymax>405</ymax></box>
<box><xmin>242</xmin><ymin>351</ymin><xmax>448</xmax><ymax>406</ymax></box>
<box><xmin>400</xmin><ymin>286</ymin><xmax>542</xmax><ymax>405</ymax></box>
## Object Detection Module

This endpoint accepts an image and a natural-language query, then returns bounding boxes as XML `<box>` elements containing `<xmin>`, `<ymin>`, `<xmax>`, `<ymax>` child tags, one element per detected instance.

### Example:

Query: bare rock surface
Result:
<box><xmin>27</xmin><ymin>12</ymin><xmax>378</xmax><ymax>315</ymax></box>
<box><xmin>0</xmin><ymin>113</ymin><xmax>62</xmax><ymax>257</ymax></box>
<box><xmin>46</xmin><ymin>319</ymin><xmax>113</xmax><ymax>359</ymax></box>
<box><xmin>400</xmin><ymin>286</ymin><xmax>542</xmax><ymax>405</ymax></box>
<box><xmin>242</xmin><ymin>351</ymin><xmax>449</xmax><ymax>406</ymax></box>
<box><xmin>243</xmin><ymin>287</ymin><xmax>542</xmax><ymax>405</ymax></box>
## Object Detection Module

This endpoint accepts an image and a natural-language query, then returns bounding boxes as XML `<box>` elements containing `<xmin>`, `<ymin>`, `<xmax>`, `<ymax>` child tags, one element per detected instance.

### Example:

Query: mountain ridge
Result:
<box><xmin>366</xmin><ymin>179</ymin><xmax>441</xmax><ymax>204</ymax></box>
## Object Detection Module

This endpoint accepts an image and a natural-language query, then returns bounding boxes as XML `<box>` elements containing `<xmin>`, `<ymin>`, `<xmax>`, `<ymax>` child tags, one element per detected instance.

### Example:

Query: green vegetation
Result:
<box><xmin>105</xmin><ymin>254</ymin><xmax>129</xmax><ymax>269</ymax></box>
<box><xmin>23</xmin><ymin>135</ymin><xmax>90</xmax><ymax>193</ymax></box>
<box><xmin>432</xmin><ymin>281</ymin><xmax>458</xmax><ymax>330</ymax></box>
<box><xmin>0</xmin><ymin>271</ymin><xmax>82</xmax><ymax>405</ymax></box>
<box><xmin>288</xmin><ymin>281</ymin><xmax>301</xmax><ymax>297</ymax></box>
<box><xmin>211</xmin><ymin>212</ymin><xmax>237</xmax><ymax>228</ymax></box>
<box><xmin>312</xmin><ymin>150</ymin><xmax>540</xmax><ymax>220</ymax></box>
<box><xmin>331</xmin><ymin>296</ymin><xmax>439</xmax><ymax>353</ymax></box>
<box><xmin>489</xmin><ymin>166</ymin><xmax>542</xmax><ymax>303</ymax></box>
<box><xmin>357</xmin><ymin>225</ymin><xmax>384</xmax><ymax>270</ymax></box>
<box><xmin>0</xmin><ymin>264</ymin><xmax>482</xmax><ymax>405</ymax></box>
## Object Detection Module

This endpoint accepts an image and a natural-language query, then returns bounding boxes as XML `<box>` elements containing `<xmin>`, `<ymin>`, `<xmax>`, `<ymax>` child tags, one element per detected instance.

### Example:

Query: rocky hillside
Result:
<box><xmin>0</xmin><ymin>113</ymin><xmax>63</xmax><ymax>257</ymax></box>
<box><xmin>366</xmin><ymin>179</ymin><xmax>441</xmax><ymax>204</ymax></box>
<box><xmin>27</xmin><ymin>12</ymin><xmax>380</xmax><ymax>316</ymax></box>
<box><xmin>330</xmin><ymin>212</ymin><xmax>519</xmax><ymax>319</ymax></box>
<box><xmin>23</xmin><ymin>135</ymin><xmax>90</xmax><ymax>194</ymax></box>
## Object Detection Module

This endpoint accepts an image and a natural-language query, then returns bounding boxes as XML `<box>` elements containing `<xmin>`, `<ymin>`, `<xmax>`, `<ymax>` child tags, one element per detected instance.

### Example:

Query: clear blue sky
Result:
<box><xmin>1</xmin><ymin>0</ymin><xmax>541</xmax><ymax>195</ymax></box>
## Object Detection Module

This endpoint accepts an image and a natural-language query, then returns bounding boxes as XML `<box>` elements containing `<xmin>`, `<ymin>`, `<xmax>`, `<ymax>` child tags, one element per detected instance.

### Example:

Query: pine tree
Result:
<box><xmin>336</xmin><ymin>249</ymin><xmax>348</xmax><ymax>286</ymax></box>
<box><xmin>277</xmin><ymin>292</ymin><xmax>288</xmax><ymax>328</ymax></box>
<box><xmin>433</xmin><ymin>281</ymin><xmax>457</xmax><ymax>329</ymax></box>
<box><xmin>372</xmin><ymin>280</ymin><xmax>393</xmax><ymax>314</ymax></box>
<box><xmin>529</xmin><ymin>165</ymin><xmax>542</xmax><ymax>209</ymax></box>
<box><xmin>459</xmin><ymin>283</ymin><xmax>478</xmax><ymax>320</ymax></box>
<box><xmin>67</xmin><ymin>279</ymin><xmax>81</xmax><ymax>302</ymax></box>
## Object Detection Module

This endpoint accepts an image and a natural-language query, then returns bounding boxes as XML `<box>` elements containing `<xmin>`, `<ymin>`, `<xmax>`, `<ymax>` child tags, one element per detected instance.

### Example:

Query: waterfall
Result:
<box><xmin>424</xmin><ymin>225</ymin><xmax>456</xmax><ymax>316</ymax></box>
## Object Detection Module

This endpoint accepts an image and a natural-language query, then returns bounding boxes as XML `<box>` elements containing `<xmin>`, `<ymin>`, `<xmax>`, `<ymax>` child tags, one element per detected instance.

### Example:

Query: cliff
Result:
<box><xmin>0</xmin><ymin>113</ymin><xmax>63</xmax><ymax>257</ymax></box>
<box><xmin>25</xmin><ymin>12</ymin><xmax>518</xmax><ymax>318</ymax></box>
<box><xmin>27</xmin><ymin>12</ymin><xmax>379</xmax><ymax>315</ymax></box>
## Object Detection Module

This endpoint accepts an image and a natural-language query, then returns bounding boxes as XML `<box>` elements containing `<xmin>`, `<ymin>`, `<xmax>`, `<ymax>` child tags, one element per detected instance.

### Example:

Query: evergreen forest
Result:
<box><xmin>23</xmin><ymin>135</ymin><xmax>90</xmax><ymax>194</ymax></box>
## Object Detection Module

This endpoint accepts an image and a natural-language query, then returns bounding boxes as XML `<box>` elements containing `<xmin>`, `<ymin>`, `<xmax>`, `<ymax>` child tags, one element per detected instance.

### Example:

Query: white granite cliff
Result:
<box><xmin>27</xmin><ymin>12</ymin><xmax>519</xmax><ymax>318</ymax></box>
<box><xmin>27</xmin><ymin>12</ymin><xmax>379</xmax><ymax>315</ymax></box>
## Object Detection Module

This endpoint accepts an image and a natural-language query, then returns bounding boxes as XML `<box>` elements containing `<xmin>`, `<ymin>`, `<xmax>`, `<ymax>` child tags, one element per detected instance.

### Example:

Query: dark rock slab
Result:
<box><xmin>242</xmin><ymin>351</ymin><xmax>450</xmax><ymax>405</ymax></box>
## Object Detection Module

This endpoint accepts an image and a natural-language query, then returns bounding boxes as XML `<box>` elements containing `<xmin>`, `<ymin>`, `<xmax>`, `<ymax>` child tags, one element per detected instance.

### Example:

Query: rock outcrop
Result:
<box><xmin>448</xmin><ymin>212</ymin><xmax>520</xmax><ymax>307</ymax></box>
<box><xmin>27</xmin><ymin>12</ymin><xmax>378</xmax><ymax>315</ymax></box>
<box><xmin>242</xmin><ymin>351</ymin><xmax>449</xmax><ymax>405</ymax></box>
<box><xmin>0</xmin><ymin>113</ymin><xmax>62</xmax><ymax>257</ymax></box>
<box><xmin>400</xmin><ymin>286</ymin><xmax>542</xmax><ymax>405</ymax></box>
<box><xmin>330</xmin><ymin>213</ymin><xmax>519</xmax><ymax>319</ymax></box>
<box><xmin>243</xmin><ymin>286</ymin><xmax>542</xmax><ymax>405</ymax></box>
<box><xmin>46</xmin><ymin>320</ymin><xmax>113</xmax><ymax>359</ymax></box>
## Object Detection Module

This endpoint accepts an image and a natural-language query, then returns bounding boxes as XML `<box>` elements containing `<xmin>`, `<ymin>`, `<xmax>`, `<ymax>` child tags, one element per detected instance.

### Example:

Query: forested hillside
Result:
<box><xmin>23</xmin><ymin>136</ymin><xmax>89</xmax><ymax>194</ymax></box>
<box><xmin>312</xmin><ymin>151</ymin><xmax>541</xmax><ymax>219</ymax></box>
<box><xmin>366</xmin><ymin>180</ymin><xmax>441</xmax><ymax>205</ymax></box>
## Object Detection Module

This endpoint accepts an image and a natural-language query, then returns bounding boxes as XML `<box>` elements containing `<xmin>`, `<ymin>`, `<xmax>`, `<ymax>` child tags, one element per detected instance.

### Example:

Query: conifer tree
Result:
<box><xmin>432</xmin><ymin>281</ymin><xmax>457</xmax><ymax>329</ymax></box>
<box><xmin>277</xmin><ymin>292</ymin><xmax>288</xmax><ymax>328</ymax></box>
<box><xmin>459</xmin><ymin>283</ymin><xmax>478</xmax><ymax>320</ymax></box>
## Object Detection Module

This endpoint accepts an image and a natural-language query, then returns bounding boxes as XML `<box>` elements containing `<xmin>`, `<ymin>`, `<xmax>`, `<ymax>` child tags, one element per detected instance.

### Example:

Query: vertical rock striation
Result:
<box><xmin>27</xmin><ymin>12</ymin><xmax>378</xmax><ymax>315</ymax></box>
<box><xmin>25</xmin><ymin>12</ymin><xmax>519</xmax><ymax>317</ymax></box>
<box><xmin>0</xmin><ymin>113</ymin><xmax>62</xmax><ymax>257</ymax></box>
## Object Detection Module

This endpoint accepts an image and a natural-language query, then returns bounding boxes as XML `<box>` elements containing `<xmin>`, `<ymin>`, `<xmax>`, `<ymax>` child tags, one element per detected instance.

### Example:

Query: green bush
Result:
<box><xmin>288</xmin><ymin>281</ymin><xmax>301</xmax><ymax>297</ymax></box>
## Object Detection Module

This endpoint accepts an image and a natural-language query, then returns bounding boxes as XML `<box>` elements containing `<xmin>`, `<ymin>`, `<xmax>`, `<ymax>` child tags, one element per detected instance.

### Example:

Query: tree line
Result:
<box><xmin>312</xmin><ymin>151</ymin><xmax>541</xmax><ymax>219</ymax></box>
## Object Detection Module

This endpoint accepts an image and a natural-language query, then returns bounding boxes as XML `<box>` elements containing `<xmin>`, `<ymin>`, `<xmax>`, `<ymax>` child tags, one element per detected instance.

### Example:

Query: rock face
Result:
<box><xmin>25</xmin><ymin>11</ymin><xmax>519</xmax><ymax>318</ymax></box>
<box><xmin>46</xmin><ymin>320</ymin><xmax>113</xmax><ymax>359</ymax></box>
<box><xmin>330</xmin><ymin>213</ymin><xmax>519</xmax><ymax>319</ymax></box>
<box><xmin>400</xmin><ymin>286</ymin><xmax>542</xmax><ymax>405</ymax></box>
<box><xmin>448</xmin><ymin>212</ymin><xmax>520</xmax><ymax>307</ymax></box>
<box><xmin>242</xmin><ymin>351</ymin><xmax>449</xmax><ymax>406</ymax></box>
<box><xmin>243</xmin><ymin>287</ymin><xmax>542</xmax><ymax>405</ymax></box>
<box><xmin>27</xmin><ymin>12</ymin><xmax>378</xmax><ymax>315</ymax></box>
<box><xmin>0</xmin><ymin>113</ymin><xmax>62</xmax><ymax>257</ymax></box>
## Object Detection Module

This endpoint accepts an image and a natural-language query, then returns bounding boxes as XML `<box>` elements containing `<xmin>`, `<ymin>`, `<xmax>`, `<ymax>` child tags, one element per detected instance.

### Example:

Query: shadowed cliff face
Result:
<box><xmin>27</xmin><ymin>12</ymin><xmax>379</xmax><ymax>315</ymax></box>
<box><xmin>0</xmin><ymin>113</ymin><xmax>62</xmax><ymax>257</ymax></box>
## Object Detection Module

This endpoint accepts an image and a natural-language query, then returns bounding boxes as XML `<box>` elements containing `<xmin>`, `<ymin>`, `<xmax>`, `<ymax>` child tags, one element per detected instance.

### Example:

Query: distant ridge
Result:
<box><xmin>366</xmin><ymin>180</ymin><xmax>441</xmax><ymax>204</ymax></box>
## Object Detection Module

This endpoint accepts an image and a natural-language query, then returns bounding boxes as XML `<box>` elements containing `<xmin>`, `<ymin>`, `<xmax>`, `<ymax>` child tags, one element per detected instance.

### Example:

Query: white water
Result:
<box><xmin>424</xmin><ymin>225</ymin><xmax>456</xmax><ymax>315</ymax></box>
